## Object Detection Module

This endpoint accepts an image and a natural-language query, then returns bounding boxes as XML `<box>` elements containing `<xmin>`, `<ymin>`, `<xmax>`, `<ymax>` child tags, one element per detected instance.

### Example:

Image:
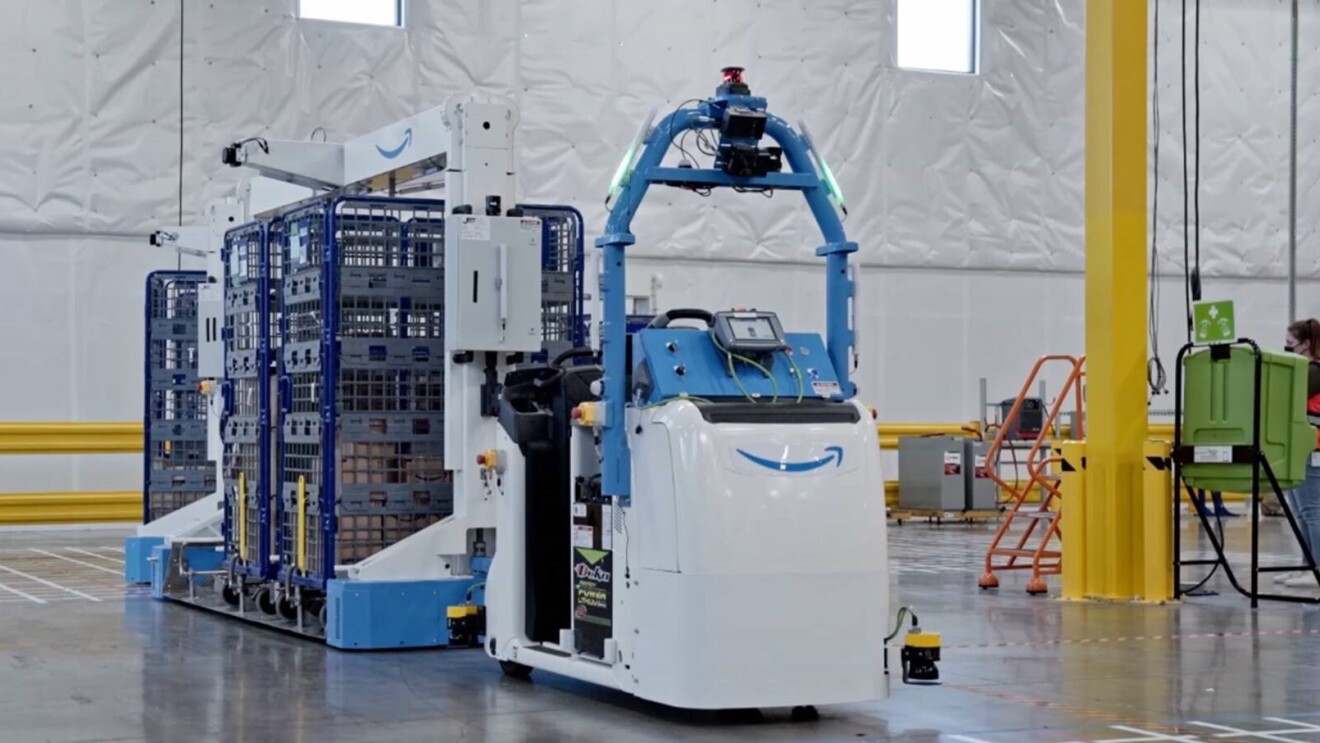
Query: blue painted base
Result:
<box><xmin>124</xmin><ymin>536</ymin><xmax>164</xmax><ymax>584</ymax></box>
<box><xmin>149</xmin><ymin>542</ymin><xmax>225</xmax><ymax>600</ymax></box>
<box><xmin>326</xmin><ymin>578</ymin><xmax>477</xmax><ymax>650</ymax></box>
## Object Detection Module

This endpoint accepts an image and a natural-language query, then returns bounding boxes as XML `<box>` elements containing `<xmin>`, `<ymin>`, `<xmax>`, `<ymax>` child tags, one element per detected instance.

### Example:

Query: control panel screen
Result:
<box><xmin>712</xmin><ymin>310</ymin><xmax>787</xmax><ymax>355</ymax></box>
<box><xmin>727</xmin><ymin>316</ymin><xmax>778</xmax><ymax>342</ymax></box>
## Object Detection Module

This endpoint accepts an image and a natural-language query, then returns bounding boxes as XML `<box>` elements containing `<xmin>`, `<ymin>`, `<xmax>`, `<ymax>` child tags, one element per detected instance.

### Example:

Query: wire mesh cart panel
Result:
<box><xmin>278</xmin><ymin>198</ymin><xmax>587</xmax><ymax>589</ymax></box>
<box><xmin>143</xmin><ymin>271</ymin><xmax>215</xmax><ymax>523</ymax></box>
<box><xmin>222</xmin><ymin>221</ymin><xmax>280</xmax><ymax>579</ymax></box>
<box><xmin>523</xmin><ymin>205</ymin><xmax>587</xmax><ymax>360</ymax></box>
<box><xmin>279</xmin><ymin>197</ymin><xmax>449</xmax><ymax>588</ymax></box>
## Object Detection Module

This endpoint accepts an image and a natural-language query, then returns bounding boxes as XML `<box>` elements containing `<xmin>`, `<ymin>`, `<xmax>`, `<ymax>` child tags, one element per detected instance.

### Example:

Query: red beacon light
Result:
<box><xmin>722</xmin><ymin>66</ymin><xmax>746</xmax><ymax>85</ymax></box>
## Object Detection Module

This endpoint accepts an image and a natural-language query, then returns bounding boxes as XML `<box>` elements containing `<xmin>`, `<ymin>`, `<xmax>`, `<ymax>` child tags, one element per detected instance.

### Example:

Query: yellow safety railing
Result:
<box><xmin>0</xmin><ymin>491</ymin><xmax>139</xmax><ymax>525</ymax></box>
<box><xmin>0</xmin><ymin>419</ymin><xmax>1215</xmax><ymax>524</ymax></box>
<box><xmin>0</xmin><ymin>422</ymin><xmax>143</xmax><ymax>524</ymax></box>
<box><xmin>0</xmin><ymin>422</ymin><xmax>142</xmax><ymax>455</ymax></box>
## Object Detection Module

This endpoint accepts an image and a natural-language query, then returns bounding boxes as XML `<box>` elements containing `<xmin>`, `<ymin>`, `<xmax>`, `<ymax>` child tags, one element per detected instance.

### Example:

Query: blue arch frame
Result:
<box><xmin>595</xmin><ymin>88</ymin><xmax>858</xmax><ymax>499</ymax></box>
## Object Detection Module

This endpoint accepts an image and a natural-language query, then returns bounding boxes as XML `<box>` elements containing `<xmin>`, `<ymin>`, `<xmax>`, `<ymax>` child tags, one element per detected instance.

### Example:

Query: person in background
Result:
<box><xmin>1279</xmin><ymin>319</ymin><xmax>1320</xmax><ymax>587</ymax></box>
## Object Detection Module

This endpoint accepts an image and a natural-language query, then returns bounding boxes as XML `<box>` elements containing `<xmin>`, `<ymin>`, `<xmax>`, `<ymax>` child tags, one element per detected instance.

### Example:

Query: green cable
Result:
<box><xmin>783</xmin><ymin>348</ymin><xmax>805</xmax><ymax>404</ymax></box>
<box><xmin>638</xmin><ymin>394</ymin><xmax>715</xmax><ymax>410</ymax></box>
<box><xmin>725</xmin><ymin>350</ymin><xmax>760</xmax><ymax>403</ymax></box>
<box><xmin>709</xmin><ymin>332</ymin><xmax>780</xmax><ymax>403</ymax></box>
<box><xmin>731</xmin><ymin>352</ymin><xmax>778</xmax><ymax>403</ymax></box>
<box><xmin>885</xmin><ymin>606</ymin><xmax>920</xmax><ymax>643</ymax></box>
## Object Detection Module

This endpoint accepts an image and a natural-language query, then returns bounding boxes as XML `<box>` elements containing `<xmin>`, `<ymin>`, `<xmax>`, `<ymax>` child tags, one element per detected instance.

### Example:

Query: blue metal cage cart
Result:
<box><xmin>277</xmin><ymin>197</ymin><xmax>587</xmax><ymax>590</ymax></box>
<box><xmin>221</xmin><ymin>221</ymin><xmax>280</xmax><ymax>581</ymax></box>
<box><xmin>143</xmin><ymin>271</ymin><xmax>214</xmax><ymax>523</ymax></box>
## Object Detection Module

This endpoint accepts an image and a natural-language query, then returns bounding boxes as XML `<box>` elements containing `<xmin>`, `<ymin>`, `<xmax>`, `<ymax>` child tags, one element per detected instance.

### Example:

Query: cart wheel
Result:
<box><xmin>221</xmin><ymin>582</ymin><xmax>240</xmax><ymax>606</ymax></box>
<box><xmin>277</xmin><ymin>595</ymin><xmax>299</xmax><ymax>621</ymax></box>
<box><xmin>255</xmin><ymin>586</ymin><xmax>277</xmax><ymax>615</ymax></box>
<box><xmin>1026</xmin><ymin>577</ymin><xmax>1049</xmax><ymax>595</ymax></box>
<box><xmin>978</xmin><ymin>573</ymin><xmax>999</xmax><ymax>590</ymax></box>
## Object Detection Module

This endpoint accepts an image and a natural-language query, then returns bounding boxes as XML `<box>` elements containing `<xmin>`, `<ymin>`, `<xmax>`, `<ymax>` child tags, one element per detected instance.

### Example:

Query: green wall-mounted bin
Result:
<box><xmin>1181</xmin><ymin>347</ymin><xmax>1314</xmax><ymax>492</ymax></box>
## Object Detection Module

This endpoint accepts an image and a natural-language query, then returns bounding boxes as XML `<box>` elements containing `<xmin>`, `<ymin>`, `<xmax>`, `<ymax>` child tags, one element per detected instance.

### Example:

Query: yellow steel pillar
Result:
<box><xmin>1059</xmin><ymin>441</ymin><xmax>1088</xmax><ymax>600</ymax></box>
<box><xmin>1085</xmin><ymin>0</ymin><xmax>1149</xmax><ymax>599</ymax></box>
<box><xmin>1140</xmin><ymin>440</ymin><xmax>1175</xmax><ymax>602</ymax></box>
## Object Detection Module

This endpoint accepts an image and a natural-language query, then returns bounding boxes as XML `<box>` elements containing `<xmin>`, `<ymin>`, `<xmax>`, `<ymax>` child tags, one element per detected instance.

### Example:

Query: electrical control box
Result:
<box><xmin>444</xmin><ymin>215</ymin><xmax>544</xmax><ymax>353</ymax></box>
<box><xmin>632</xmin><ymin>328</ymin><xmax>840</xmax><ymax>404</ymax></box>
<box><xmin>898</xmin><ymin>437</ymin><xmax>969</xmax><ymax>511</ymax></box>
<box><xmin>898</xmin><ymin>437</ymin><xmax>997</xmax><ymax>511</ymax></box>
<box><xmin>967</xmin><ymin>439</ymin><xmax>998</xmax><ymax>510</ymax></box>
<box><xmin>197</xmin><ymin>281</ymin><xmax>225</xmax><ymax>379</ymax></box>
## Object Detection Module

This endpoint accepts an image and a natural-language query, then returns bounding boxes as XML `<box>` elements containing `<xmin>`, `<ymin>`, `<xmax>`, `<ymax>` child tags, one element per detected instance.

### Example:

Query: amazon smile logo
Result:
<box><xmin>377</xmin><ymin>128</ymin><xmax>413</xmax><ymax>159</ymax></box>
<box><xmin>736</xmin><ymin>446</ymin><xmax>844</xmax><ymax>473</ymax></box>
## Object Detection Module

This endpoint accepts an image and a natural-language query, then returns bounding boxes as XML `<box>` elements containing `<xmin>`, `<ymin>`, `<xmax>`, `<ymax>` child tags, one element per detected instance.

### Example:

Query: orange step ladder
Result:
<box><xmin>977</xmin><ymin>355</ymin><xmax>1086</xmax><ymax>595</ymax></box>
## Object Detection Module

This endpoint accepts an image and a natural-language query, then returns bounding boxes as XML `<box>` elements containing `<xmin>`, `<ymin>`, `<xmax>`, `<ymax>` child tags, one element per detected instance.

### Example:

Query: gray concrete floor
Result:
<box><xmin>3</xmin><ymin>516</ymin><xmax>1320</xmax><ymax>742</ymax></box>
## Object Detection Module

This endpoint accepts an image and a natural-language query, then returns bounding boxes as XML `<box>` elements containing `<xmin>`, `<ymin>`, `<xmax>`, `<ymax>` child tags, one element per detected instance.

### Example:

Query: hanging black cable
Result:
<box><xmin>1192</xmin><ymin>0</ymin><xmax>1202</xmax><ymax>302</ymax></box>
<box><xmin>177</xmin><ymin>0</ymin><xmax>185</xmax><ymax>270</ymax></box>
<box><xmin>1150</xmin><ymin>0</ymin><xmax>1167</xmax><ymax>397</ymax></box>
<box><xmin>1180</xmin><ymin>0</ymin><xmax>1192</xmax><ymax>341</ymax></box>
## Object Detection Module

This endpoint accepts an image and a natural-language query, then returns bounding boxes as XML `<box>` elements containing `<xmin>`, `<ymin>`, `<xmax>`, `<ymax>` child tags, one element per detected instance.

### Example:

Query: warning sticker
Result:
<box><xmin>974</xmin><ymin>455</ymin><xmax>989</xmax><ymax>479</ymax></box>
<box><xmin>573</xmin><ymin>525</ymin><xmax>594</xmax><ymax>549</ymax></box>
<box><xmin>459</xmin><ymin>216</ymin><xmax>491</xmax><ymax>241</ymax></box>
<box><xmin>943</xmin><ymin>451</ymin><xmax>963</xmax><ymax>476</ymax></box>
<box><xmin>1194</xmin><ymin>446</ymin><xmax>1232</xmax><ymax>464</ymax></box>
<box><xmin>812</xmin><ymin>380</ymin><xmax>842</xmax><ymax>398</ymax></box>
<box><xmin>572</xmin><ymin>503</ymin><xmax>587</xmax><ymax>519</ymax></box>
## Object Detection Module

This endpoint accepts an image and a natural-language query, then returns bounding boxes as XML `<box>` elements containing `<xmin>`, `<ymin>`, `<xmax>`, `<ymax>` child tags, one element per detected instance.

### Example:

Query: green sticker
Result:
<box><xmin>575</xmin><ymin>548</ymin><xmax>608</xmax><ymax>565</ymax></box>
<box><xmin>1192</xmin><ymin>300</ymin><xmax>1236</xmax><ymax>344</ymax></box>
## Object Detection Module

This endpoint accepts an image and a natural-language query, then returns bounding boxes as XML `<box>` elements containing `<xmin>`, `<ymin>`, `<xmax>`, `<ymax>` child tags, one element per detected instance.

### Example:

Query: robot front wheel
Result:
<box><xmin>499</xmin><ymin>660</ymin><xmax>533</xmax><ymax>679</ymax></box>
<box><xmin>790</xmin><ymin>705</ymin><xmax>820</xmax><ymax>722</ymax></box>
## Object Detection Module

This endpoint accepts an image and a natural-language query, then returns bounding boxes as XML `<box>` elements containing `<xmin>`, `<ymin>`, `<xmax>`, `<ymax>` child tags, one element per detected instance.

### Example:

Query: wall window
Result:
<box><xmin>300</xmin><ymin>0</ymin><xmax>403</xmax><ymax>27</ymax></box>
<box><xmin>896</xmin><ymin>0</ymin><xmax>979</xmax><ymax>74</ymax></box>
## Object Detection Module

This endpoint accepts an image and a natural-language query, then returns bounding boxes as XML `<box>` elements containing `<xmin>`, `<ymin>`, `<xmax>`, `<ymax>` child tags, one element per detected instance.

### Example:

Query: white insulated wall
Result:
<box><xmin>0</xmin><ymin>0</ymin><xmax>1314</xmax><ymax>493</ymax></box>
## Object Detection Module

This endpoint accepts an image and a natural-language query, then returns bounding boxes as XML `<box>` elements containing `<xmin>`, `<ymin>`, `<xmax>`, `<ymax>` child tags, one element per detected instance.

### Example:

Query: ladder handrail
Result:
<box><xmin>979</xmin><ymin>355</ymin><xmax>1087</xmax><ymax>595</ymax></box>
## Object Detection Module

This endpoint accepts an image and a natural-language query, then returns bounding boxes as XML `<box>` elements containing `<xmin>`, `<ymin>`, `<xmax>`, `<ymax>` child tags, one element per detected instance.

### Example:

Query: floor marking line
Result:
<box><xmin>0</xmin><ymin>578</ymin><xmax>47</xmax><ymax>604</ymax></box>
<box><xmin>1103</xmin><ymin>726</ymin><xmax>1204</xmax><ymax>742</ymax></box>
<box><xmin>65</xmin><ymin>547</ymin><xmax>124</xmax><ymax>565</ymax></box>
<box><xmin>0</xmin><ymin>564</ymin><xmax>100</xmax><ymax>602</ymax></box>
<box><xmin>29</xmin><ymin>548</ymin><xmax>122</xmax><ymax>575</ymax></box>
<box><xmin>100</xmin><ymin>546</ymin><xmax>125</xmax><ymax>553</ymax></box>
<box><xmin>1188</xmin><ymin>720</ymin><xmax>1306</xmax><ymax>742</ymax></box>
<box><xmin>947</xmin><ymin>736</ymin><xmax>996</xmax><ymax>743</ymax></box>
<box><xmin>1261</xmin><ymin>718</ymin><xmax>1320</xmax><ymax>730</ymax></box>
<box><xmin>950</xmin><ymin>628</ymin><xmax>1320</xmax><ymax>650</ymax></box>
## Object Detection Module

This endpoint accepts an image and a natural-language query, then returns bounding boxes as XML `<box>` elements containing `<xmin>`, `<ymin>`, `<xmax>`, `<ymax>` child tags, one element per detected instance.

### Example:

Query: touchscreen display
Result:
<box><xmin>728</xmin><ymin>316</ymin><xmax>777</xmax><ymax>342</ymax></box>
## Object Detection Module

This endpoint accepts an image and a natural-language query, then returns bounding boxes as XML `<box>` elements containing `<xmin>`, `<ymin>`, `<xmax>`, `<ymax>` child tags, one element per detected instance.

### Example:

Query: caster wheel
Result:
<box><xmin>277</xmin><ymin>595</ymin><xmax>299</xmax><ymax>621</ymax></box>
<box><xmin>978</xmin><ymin>573</ymin><xmax>999</xmax><ymax>590</ymax></box>
<box><xmin>317</xmin><ymin>604</ymin><xmax>328</xmax><ymax>628</ymax></box>
<box><xmin>255</xmin><ymin>587</ymin><xmax>277</xmax><ymax>615</ymax></box>
<box><xmin>791</xmin><ymin>706</ymin><xmax>819</xmax><ymax>722</ymax></box>
<box><xmin>1026</xmin><ymin>578</ymin><xmax>1049</xmax><ymax>595</ymax></box>
<box><xmin>221</xmin><ymin>583</ymin><xmax>240</xmax><ymax>606</ymax></box>
<box><xmin>500</xmin><ymin>660</ymin><xmax>533</xmax><ymax>679</ymax></box>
